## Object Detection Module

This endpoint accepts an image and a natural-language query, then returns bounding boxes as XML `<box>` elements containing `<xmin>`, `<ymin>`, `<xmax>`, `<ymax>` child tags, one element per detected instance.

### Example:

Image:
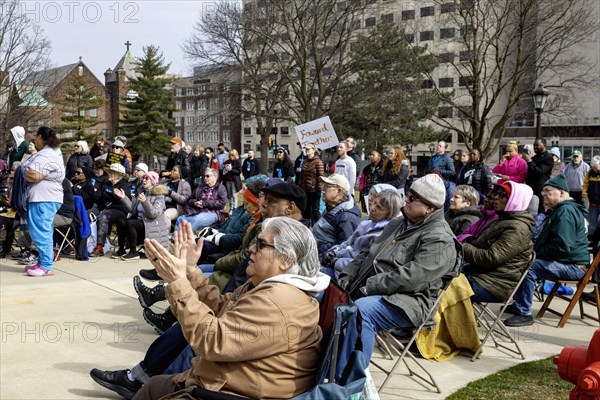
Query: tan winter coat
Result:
<box><xmin>167</xmin><ymin>269</ymin><xmax>322</xmax><ymax>399</ymax></box>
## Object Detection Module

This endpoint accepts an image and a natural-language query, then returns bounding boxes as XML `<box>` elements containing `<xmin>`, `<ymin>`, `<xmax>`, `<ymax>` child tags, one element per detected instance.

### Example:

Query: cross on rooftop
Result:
<box><xmin>124</xmin><ymin>40</ymin><xmax>132</xmax><ymax>52</ymax></box>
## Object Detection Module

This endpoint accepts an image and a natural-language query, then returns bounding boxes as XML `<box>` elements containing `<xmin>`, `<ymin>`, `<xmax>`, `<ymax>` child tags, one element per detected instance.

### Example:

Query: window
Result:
<box><xmin>175</xmin><ymin>87</ymin><xmax>182</xmax><ymax>97</ymax></box>
<box><xmin>186</xmin><ymin>131</ymin><xmax>195</xmax><ymax>142</ymax></box>
<box><xmin>438</xmin><ymin>107</ymin><xmax>453</xmax><ymax>118</ymax></box>
<box><xmin>382</xmin><ymin>13</ymin><xmax>393</xmax><ymax>24</ymax></box>
<box><xmin>438</xmin><ymin>52</ymin><xmax>454</xmax><ymax>63</ymax></box>
<box><xmin>175</xmin><ymin>118</ymin><xmax>181</xmax><ymax>127</ymax></box>
<box><xmin>186</xmin><ymin>116</ymin><xmax>194</xmax><ymax>125</ymax></box>
<box><xmin>175</xmin><ymin>101</ymin><xmax>182</xmax><ymax>110</ymax></box>
<box><xmin>404</xmin><ymin>33</ymin><xmax>415</xmax><ymax>43</ymax></box>
<box><xmin>268</xmin><ymin>54</ymin><xmax>278</xmax><ymax>62</ymax></box>
<box><xmin>79</xmin><ymin>109</ymin><xmax>84</xmax><ymax>117</ymax></box>
<box><xmin>439</xmin><ymin>77</ymin><xmax>454</xmax><ymax>88</ymax></box>
<box><xmin>78</xmin><ymin>66</ymin><xmax>83</xmax><ymax>76</ymax></box>
<box><xmin>459</xmin><ymin>50</ymin><xmax>473</xmax><ymax>62</ymax></box>
<box><xmin>89</xmin><ymin>108</ymin><xmax>97</xmax><ymax>118</ymax></box>
<box><xmin>186</xmin><ymin>101</ymin><xmax>195</xmax><ymax>111</ymax></box>
<box><xmin>420</xmin><ymin>31</ymin><xmax>434</xmax><ymax>41</ymax></box>
<box><xmin>365</xmin><ymin>17</ymin><xmax>376</xmax><ymax>27</ymax></box>
<box><xmin>244</xmin><ymin>127</ymin><xmax>252</xmax><ymax>135</ymax></box>
<box><xmin>421</xmin><ymin>79</ymin><xmax>434</xmax><ymax>89</ymax></box>
<box><xmin>459</xmin><ymin>76</ymin><xmax>474</xmax><ymax>87</ymax></box>
<box><xmin>222</xmin><ymin>130</ymin><xmax>230</xmax><ymax>142</ymax></box>
<box><xmin>211</xmin><ymin>98</ymin><xmax>219</xmax><ymax>109</ymax></box>
<box><xmin>186</xmin><ymin>87</ymin><xmax>193</xmax><ymax>96</ymax></box>
<box><xmin>209</xmin><ymin>130</ymin><xmax>219</xmax><ymax>142</ymax></box>
<box><xmin>461</xmin><ymin>25</ymin><xmax>474</xmax><ymax>37</ymax></box>
<box><xmin>199</xmin><ymin>84</ymin><xmax>206</xmax><ymax>94</ymax></box>
<box><xmin>441</xmin><ymin>2</ymin><xmax>456</xmax><ymax>13</ymax></box>
<box><xmin>421</xmin><ymin>6</ymin><xmax>434</xmax><ymax>17</ymax></box>
<box><xmin>198</xmin><ymin>131</ymin><xmax>206</xmax><ymax>142</ymax></box>
<box><xmin>223</xmin><ymin>114</ymin><xmax>231</xmax><ymax>125</ymax></box>
<box><xmin>401</xmin><ymin>10</ymin><xmax>415</xmax><ymax>20</ymax></box>
<box><xmin>199</xmin><ymin>117</ymin><xmax>206</xmax><ymax>126</ymax></box>
<box><xmin>210</xmin><ymin>115</ymin><xmax>219</xmax><ymax>125</ymax></box>
<box><xmin>440</xmin><ymin>28</ymin><xmax>455</xmax><ymax>39</ymax></box>
<box><xmin>198</xmin><ymin>99</ymin><xmax>207</xmax><ymax>110</ymax></box>
<box><xmin>281</xmin><ymin>126</ymin><xmax>289</xmax><ymax>135</ymax></box>
<box><xmin>351</xmin><ymin>20</ymin><xmax>361</xmax><ymax>30</ymax></box>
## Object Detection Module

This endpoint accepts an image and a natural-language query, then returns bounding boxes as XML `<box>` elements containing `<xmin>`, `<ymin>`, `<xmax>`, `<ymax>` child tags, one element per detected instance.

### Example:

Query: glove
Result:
<box><xmin>319</xmin><ymin>251</ymin><xmax>337</xmax><ymax>268</ymax></box>
<box><xmin>337</xmin><ymin>276</ymin><xmax>350</xmax><ymax>291</ymax></box>
<box><xmin>197</xmin><ymin>227</ymin><xmax>214</xmax><ymax>238</ymax></box>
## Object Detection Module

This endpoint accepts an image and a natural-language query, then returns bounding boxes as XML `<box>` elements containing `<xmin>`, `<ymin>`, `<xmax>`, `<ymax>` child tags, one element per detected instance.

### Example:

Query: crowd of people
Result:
<box><xmin>1</xmin><ymin>126</ymin><xmax>599</xmax><ymax>399</ymax></box>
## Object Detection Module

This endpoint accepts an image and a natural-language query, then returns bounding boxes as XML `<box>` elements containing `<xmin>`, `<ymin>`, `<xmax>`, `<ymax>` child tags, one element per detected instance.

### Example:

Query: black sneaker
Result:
<box><xmin>139</xmin><ymin>268</ymin><xmax>161</xmax><ymax>281</ymax></box>
<box><xmin>504</xmin><ymin>314</ymin><xmax>534</xmax><ymax>327</ymax></box>
<box><xmin>89</xmin><ymin>368</ymin><xmax>141</xmax><ymax>399</ymax></box>
<box><xmin>143</xmin><ymin>307</ymin><xmax>177</xmax><ymax>334</ymax></box>
<box><xmin>111</xmin><ymin>248</ymin><xmax>127</xmax><ymax>259</ymax></box>
<box><xmin>133</xmin><ymin>276</ymin><xmax>165</xmax><ymax>308</ymax></box>
<box><xmin>121</xmin><ymin>252</ymin><xmax>141</xmax><ymax>261</ymax></box>
<box><xmin>11</xmin><ymin>248</ymin><xmax>29</xmax><ymax>259</ymax></box>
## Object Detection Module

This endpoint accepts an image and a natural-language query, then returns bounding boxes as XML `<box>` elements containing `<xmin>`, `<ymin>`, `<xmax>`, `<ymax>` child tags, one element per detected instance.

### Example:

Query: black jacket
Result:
<box><xmin>166</xmin><ymin>150</ymin><xmax>191</xmax><ymax>179</ymax></box>
<box><xmin>461</xmin><ymin>162</ymin><xmax>492</xmax><ymax>196</ymax></box>
<box><xmin>242</xmin><ymin>158</ymin><xmax>260</xmax><ymax>179</ymax></box>
<box><xmin>526</xmin><ymin>151</ymin><xmax>554</xmax><ymax>195</ymax></box>
<box><xmin>72</xmin><ymin>179</ymin><xmax>99</xmax><ymax>210</ymax></box>
<box><xmin>190</xmin><ymin>154</ymin><xmax>209</xmax><ymax>184</ymax></box>
<box><xmin>347</xmin><ymin>149</ymin><xmax>362</xmax><ymax>177</ymax></box>
<box><xmin>66</xmin><ymin>153</ymin><xmax>94</xmax><ymax>180</ymax></box>
<box><xmin>97</xmin><ymin>178</ymin><xmax>131</xmax><ymax>213</ymax></box>
<box><xmin>273</xmin><ymin>159</ymin><xmax>295</xmax><ymax>183</ymax></box>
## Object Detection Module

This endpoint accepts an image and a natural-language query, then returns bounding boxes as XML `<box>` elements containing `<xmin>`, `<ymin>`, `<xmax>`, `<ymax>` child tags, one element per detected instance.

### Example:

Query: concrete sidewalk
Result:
<box><xmin>1</xmin><ymin>254</ymin><xmax>598</xmax><ymax>399</ymax></box>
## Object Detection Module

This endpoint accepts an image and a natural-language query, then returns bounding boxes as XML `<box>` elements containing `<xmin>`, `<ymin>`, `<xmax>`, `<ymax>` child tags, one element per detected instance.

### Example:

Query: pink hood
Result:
<box><xmin>504</xmin><ymin>181</ymin><xmax>533</xmax><ymax>212</ymax></box>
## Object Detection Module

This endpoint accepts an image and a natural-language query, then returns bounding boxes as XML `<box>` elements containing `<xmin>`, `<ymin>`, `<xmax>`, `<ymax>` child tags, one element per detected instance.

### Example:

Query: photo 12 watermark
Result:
<box><xmin>1</xmin><ymin>321</ymin><xmax>140</xmax><ymax>344</ymax></box>
<box><xmin>21</xmin><ymin>1</ymin><xmax>140</xmax><ymax>24</ymax></box>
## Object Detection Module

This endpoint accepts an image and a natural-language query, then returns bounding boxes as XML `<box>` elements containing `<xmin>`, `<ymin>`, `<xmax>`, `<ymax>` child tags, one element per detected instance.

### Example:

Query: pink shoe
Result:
<box><xmin>26</xmin><ymin>265</ymin><xmax>54</xmax><ymax>277</ymax></box>
<box><xmin>23</xmin><ymin>264</ymin><xmax>39</xmax><ymax>272</ymax></box>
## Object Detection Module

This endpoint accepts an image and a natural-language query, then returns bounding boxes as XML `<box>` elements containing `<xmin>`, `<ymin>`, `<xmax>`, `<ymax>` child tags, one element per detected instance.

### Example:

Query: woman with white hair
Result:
<box><xmin>66</xmin><ymin>140</ymin><xmax>93</xmax><ymax>180</ymax></box>
<box><xmin>321</xmin><ymin>185</ymin><xmax>403</xmax><ymax>279</ymax></box>
<box><xmin>132</xmin><ymin>217</ymin><xmax>330</xmax><ymax>400</ymax></box>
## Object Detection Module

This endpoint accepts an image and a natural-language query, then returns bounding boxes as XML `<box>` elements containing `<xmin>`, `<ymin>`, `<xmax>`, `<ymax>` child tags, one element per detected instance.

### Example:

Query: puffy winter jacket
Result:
<box><xmin>312</xmin><ymin>198</ymin><xmax>361</xmax><ymax>254</ymax></box>
<box><xmin>299</xmin><ymin>155</ymin><xmax>325</xmax><ymax>193</ymax></box>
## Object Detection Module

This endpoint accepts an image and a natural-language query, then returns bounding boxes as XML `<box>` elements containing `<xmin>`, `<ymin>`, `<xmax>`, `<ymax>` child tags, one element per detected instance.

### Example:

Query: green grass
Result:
<box><xmin>447</xmin><ymin>356</ymin><xmax>573</xmax><ymax>399</ymax></box>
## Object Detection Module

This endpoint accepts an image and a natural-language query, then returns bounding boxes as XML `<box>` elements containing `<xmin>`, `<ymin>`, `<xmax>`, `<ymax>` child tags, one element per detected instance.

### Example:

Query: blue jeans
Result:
<box><xmin>27</xmin><ymin>202</ymin><xmax>61</xmax><ymax>270</ymax></box>
<box><xmin>468</xmin><ymin>278</ymin><xmax>499</xmax><ymax>303</ymax></box>
<box><xmin>336</xmin><ymin>296</ymin><xmax>413</xmax><ymax>381</ymax></box>
<box><xmin>174</xmin><ymin>212</ymin><xmax>219</xmax><ymax>232</ymax></box>
<box><xmin>588</xmin><ymin>205</ymin><xmax>600</xmax><ymax>237</ymax></box>
<box><xmin>513</xmin><ymin>259</ymin><xmax>585</xmax><ymax>316</ymax></box>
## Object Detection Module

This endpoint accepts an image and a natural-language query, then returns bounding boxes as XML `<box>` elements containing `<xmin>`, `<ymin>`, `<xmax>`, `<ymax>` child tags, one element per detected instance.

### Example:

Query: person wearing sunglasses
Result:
<box><xmin>65</xmin><ymin>140</ymin><xmax>93</xmax><ymax>180</ymax></box>
<box><xmin>116</xmin><ymin>171</ymin><xmax>168</xmax><ymax>261</ymax></box>
<box><xmin>109</xmin><ymin>139</ymin><xmax>131</xmax><ymax>175</ymax></box>
<box><xmin>71</xmin><ymin>166</ymin><xmax>99</xmax><ymax>211</ymax></box>
<box><xmin>173</xmin><ymin>168</ymin><xmax>227</xmax><ymax>233</ymax></box>
<box><xmin>336</xmin><ymin>174</ymin><xmax>460</xmax><ymax>380</ymax></box>
<box><xmin>273</xmin><ymin>147</ymin><xmax>295</xmax><ymax>183</ymax></box>
<box><xmin>462</xmin><ymin>182</ymin><xmax>534</xmax><ymax>303</ymax></box>
<box><xmin>123</xmin><ymin>217</ymin><xmax>328</xmax><ymax>400</ymax></box>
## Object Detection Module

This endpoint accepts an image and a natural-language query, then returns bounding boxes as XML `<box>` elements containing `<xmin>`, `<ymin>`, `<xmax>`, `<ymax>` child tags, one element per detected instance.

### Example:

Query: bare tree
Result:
<box><xmin>183</xmin><ymin>1</ymin><xmax>286</xmax><ymax>173</ymax></box>
<box><xmin>426</xmin><ymin>0</ymin><xmax>598</xmax><ymax>159</ymax></box>
<box><xmin>0</xmin><ymin>0</ymin><xmax>52</xmax><ymax>138</ymax></box>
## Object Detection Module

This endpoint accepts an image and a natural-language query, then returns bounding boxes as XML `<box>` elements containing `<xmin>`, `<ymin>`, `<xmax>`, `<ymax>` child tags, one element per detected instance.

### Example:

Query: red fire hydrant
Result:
<box><xmin>554</xmin><ymin>328</ymin><xmax>600</xmax><ymax>400</ymax></box>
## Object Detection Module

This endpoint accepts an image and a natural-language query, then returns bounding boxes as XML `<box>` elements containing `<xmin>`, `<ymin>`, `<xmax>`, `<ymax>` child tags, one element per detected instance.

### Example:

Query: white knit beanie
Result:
<box><xmin>409</xmin><ymin>174</ymin><xmax>446</xmax><ymax>209</ymax></box>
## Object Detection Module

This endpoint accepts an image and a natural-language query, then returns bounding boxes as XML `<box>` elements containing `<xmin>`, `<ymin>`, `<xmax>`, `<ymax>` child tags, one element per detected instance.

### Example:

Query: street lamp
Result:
<box><xmin>429</xmin><ymin>143</ymin><xmax>435</xmax><ymax>155</ymax></box>
<box><xmin>551</xmin><ymin>135</ymin><xmax>560</xmax><ymax>147</ymax></box>
<box><xmin>405</xmin><ymin>144</ymin><xmax>412</xmax><ymax>157</ymax></box>
<box><xmin>532</xmin><ymin>83</ymin><xmax>550</xmax><ymax>140</ymax></box>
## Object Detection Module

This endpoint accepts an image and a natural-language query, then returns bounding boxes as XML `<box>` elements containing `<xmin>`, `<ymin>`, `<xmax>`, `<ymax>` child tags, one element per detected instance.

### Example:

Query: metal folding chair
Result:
<box><xmin>370</xmin><ymin>276</ymin><xmax>455</xmax><ymax>393</ymax></box>
<box><xmin>536</xmin><ymin>252</ymin><xmax>600</xmax><ymax>328</ymax></box>
<box><xmin>470</xmin><ymin>251</ymin><xmax>535</xmax><ymax>361</ymax></box>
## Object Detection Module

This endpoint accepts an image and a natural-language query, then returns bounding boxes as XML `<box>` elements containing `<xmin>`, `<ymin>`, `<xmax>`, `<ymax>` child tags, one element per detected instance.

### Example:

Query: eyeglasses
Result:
<box><xmin>253</xmin><ymin>237</ymin><xmax>276</xmax><ymax>251</ymax></box>
<box><xmin>203</xmin><ymin>174</ymin><xmax>213</xmax><ymax>178</ymax></box>
<box><xmin>73</xmin><ymin>145</ymin><xmax>80</xmax><ymax>148</ymax></box>
<box><xmin>406</xmin><ymin>193</ymin><xmax>422</xmax><ymax>204</ymax></box>
<box><xmin>74</xmin><ymin>171</ymin><xmax>83</xmax><ymax>175</ymax></box>
<box><xmin>111</xmin><ymin>146</ymin><xmax>120</xmax><ymax>149</ymax></box>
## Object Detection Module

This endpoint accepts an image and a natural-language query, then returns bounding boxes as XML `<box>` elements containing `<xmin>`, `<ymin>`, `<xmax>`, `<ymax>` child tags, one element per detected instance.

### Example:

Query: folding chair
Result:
<box><xmin>370</xmin><ymin>276</ymin><xmax>456</xmax><ymax>393</ymax></box>
<box><xmin>470</xmin><ymin>251</ymin><xmax>535</xmax><ymax>361</ymax></box>
<box><xmin>536</xmin><ymin>252</ymin><xmax>600</xmax><ymax>328</ymax></box>
<box><xmin>54</xmin><ymin>224</ymin><xmax>73</xmax><ymax>261</ymax></box>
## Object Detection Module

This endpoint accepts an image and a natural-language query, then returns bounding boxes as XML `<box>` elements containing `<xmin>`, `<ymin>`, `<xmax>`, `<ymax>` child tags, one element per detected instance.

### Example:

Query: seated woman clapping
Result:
<box><xmin>462</xmin><ymin>181</ymin><xmax>535</xmax><ymax>302</ymax></box>
<box><xmin>117</xmin><ymin>171</ymin><xmax>169</xmax><ymax>261</ymax></box>
<box><xmin>321</xmin><ymin>185</ymin><xmax>403</xmax><ymax>279</ymax></box>
<box><xmin>135</xmin><ymin>217</ymin><xmax>330</xmax><ymax>400</ymax></box>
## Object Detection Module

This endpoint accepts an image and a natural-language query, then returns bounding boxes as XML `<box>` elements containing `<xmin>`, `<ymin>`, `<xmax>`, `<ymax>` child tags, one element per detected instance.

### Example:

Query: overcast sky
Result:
<box><xmin>22</xmin><ymin>1</ymin><xmax>215</xmax><ymax>79</ymax></box>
